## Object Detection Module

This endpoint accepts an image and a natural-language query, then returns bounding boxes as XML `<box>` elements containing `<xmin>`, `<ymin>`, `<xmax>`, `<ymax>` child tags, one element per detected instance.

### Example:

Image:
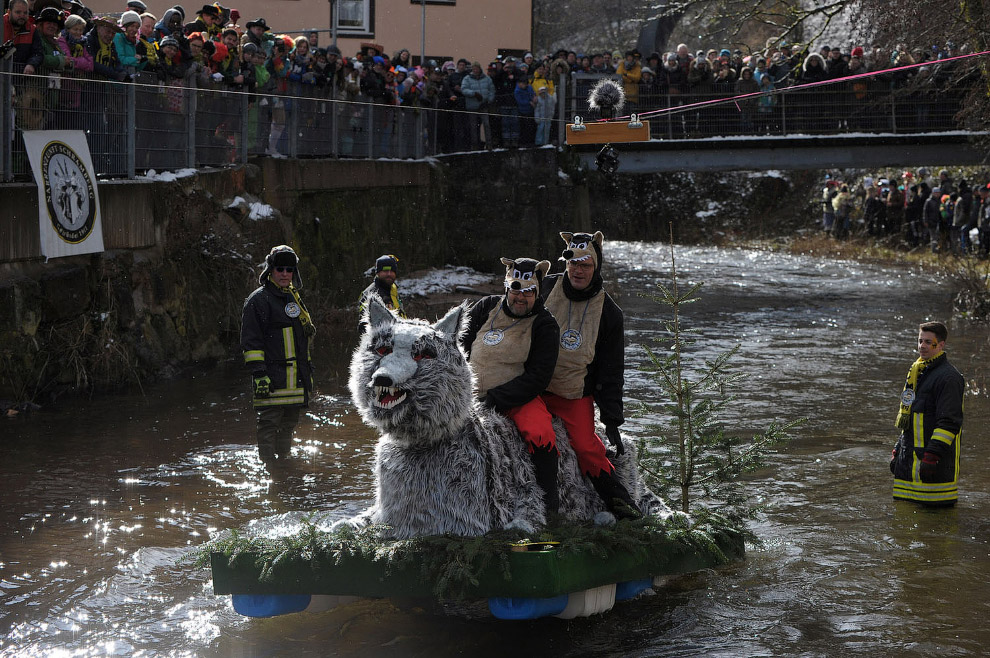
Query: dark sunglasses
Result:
<box><xmin>275</xmin><ymin>266</ymin><xmax>295</xmax><ymax>273</ymax></box>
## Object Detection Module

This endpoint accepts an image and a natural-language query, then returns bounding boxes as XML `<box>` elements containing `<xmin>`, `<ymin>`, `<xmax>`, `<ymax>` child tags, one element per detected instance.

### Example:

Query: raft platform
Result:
<box><xmin>211</xmin><ymin>533</ymin><xmax>744</xmax><ymax>620</ymax></box>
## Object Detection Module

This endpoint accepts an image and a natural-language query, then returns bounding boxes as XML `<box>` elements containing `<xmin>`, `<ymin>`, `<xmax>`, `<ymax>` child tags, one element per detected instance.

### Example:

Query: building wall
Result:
<box><xmin>82</xmin><ymin>0</ymin><xmax>532</xmax><ymax>66</ymax></box>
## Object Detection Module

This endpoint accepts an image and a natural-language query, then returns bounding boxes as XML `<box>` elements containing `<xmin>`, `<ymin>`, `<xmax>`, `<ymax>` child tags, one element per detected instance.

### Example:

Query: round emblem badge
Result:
<box><xmin>900</xmin><ymin>389</ymin><xmax>915</xmax><ymax>405</ymax></box>
<box><xmin>560</xmin><ymin>329</ymin><xmax>582</xmax><ymax>351</ymax></box>
<box><xmin>285</xmin><ymin>302</ymin><xmax>301</xmax><ymax>318</ymax></box>
<box><xmin>41</xmin><ymin>141</ymin><xmax>97</xmax><ymax>244</ymax></box>
<box><xmin>483</xmin><ymin>329</ymin><xmax>504</xmax><ymax>346</ymax></box>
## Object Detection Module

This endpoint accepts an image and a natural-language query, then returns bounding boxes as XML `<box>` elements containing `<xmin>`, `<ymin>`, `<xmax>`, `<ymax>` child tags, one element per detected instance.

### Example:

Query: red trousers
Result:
<box><xmin>541</xmin><ymin>392</ymin><xmax>614</xmax><ymax>477</ymax></box>
<box><xmin>505</xmin><ymin>396</ymin><xmax>556</xmax><ymax>453</ymax></box>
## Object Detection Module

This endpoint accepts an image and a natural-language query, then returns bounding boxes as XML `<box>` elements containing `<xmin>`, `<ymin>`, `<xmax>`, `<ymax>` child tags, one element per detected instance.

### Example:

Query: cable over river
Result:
<box><xmin>2</xmin><ymin>243</ymin><xmax>988</xmax><ymax>657</ymax></box>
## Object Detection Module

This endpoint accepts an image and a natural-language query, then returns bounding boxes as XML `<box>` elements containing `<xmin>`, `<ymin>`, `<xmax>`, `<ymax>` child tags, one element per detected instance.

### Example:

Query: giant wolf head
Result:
<box><xmin>350</xmin><ymin>297</ymin><xmax>473</xmax><ymax>444</ymax></box>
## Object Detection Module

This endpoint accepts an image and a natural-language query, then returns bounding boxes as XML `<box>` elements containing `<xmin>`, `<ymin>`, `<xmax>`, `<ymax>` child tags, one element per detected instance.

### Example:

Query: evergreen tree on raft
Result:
<box><xmin>636</xmin><ymin>229</ymin><xmax>803</xmax><ymax>531</ymax></box>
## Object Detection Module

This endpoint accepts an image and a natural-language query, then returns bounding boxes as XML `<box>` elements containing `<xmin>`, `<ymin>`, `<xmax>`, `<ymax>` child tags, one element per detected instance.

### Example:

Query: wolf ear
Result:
<box><xmin>592</xmin><ymin>230</ymin><xmax>604</xmax><ymax>247</ymax></box>
<box><xmin>367</xmin><ymin>295</ymin><xmax>397</xmax><ymax>330</ymax></box>
<box><xmin>559</xmin><ymin>231</ymin><xmax>573</xmax><ymax>246</ymax></box>
<box><xmin>499</xmin><ymin>257</ymin><xmax>514</xmax><ymax>268</ymax></box>
<box><xmin>536</xmin><ymin>260</ymin><xmax>551</xmax><ymax>278</ymax></box>
<box><xmin>433</xmin><ymin>302</ymin><xmax>467</xmax><ymax>341</ymax></box>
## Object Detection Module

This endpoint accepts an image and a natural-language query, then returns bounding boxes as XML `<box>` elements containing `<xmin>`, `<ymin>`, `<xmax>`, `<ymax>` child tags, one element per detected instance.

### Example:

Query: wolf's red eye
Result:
<box><xmin>376</xmin><ymin>346</ymin><xmax>392</xmax><ymax>356</ymax></box>
<box><xmin>413</xmin><ymin>349</ymin><xmax>435</xmax><ymax>361</ymax></box>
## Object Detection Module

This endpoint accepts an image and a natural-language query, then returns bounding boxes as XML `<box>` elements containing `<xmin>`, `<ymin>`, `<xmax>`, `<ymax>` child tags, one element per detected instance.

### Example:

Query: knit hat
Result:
<box><xmin>501</xmin><ymin>257</ymin><xmax>550</xmax><ymax>295</ymax></box>
<box><xmin>260</xmin><ymin>245</ymin><xmax>302</xmax><ymax>287</ymax></box>
<box><xmin>159</xmin><ymin>35</ymin><xmax>179</xmax><ymax>49</ymax></box>
<box><xmin>851</xmin><ymin>46</ymin><xmax>864</xmax><ymax>58</ymax></box>
<box><xmin>375</xmin><ymin>254</ymin><xmax>399</xmax><ymax>274</ymax></box>
<box><xmin>119</xmin><ymin>10</ymin><xmax>141</xmax><ymax>26</ymax></box>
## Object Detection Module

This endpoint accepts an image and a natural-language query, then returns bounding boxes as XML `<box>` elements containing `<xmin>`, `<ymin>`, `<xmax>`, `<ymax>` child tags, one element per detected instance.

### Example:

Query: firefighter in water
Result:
<box><xmin>240</xmin><ymin>245</ymin><xmax>316</xmax><ymax>464</ymax></box>
<box><xmin>890</xmin><ymin>321</ymin><xmax>964</xmax><ymax>506</ymax></box>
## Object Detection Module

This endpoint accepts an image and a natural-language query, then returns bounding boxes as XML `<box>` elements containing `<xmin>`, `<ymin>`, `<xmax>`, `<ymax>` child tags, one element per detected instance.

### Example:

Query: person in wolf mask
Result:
<box><xmin>462</xmin><ymin>257</ymin><xmax>561</xmax><ymax>517</ymax></box>
<box><xmin>241</xmin><ymin>245</ymin><xmax>317</xmax><ymax>464</ymax></box>
<box><xmin>540</xmin><ymin>231</ymin><xmax>641</xmax><ymax>519</ymax></box>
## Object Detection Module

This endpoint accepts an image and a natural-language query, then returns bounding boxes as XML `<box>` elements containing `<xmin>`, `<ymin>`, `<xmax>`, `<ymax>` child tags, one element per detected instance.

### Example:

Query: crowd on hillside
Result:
<box><xmin>3</xmin><ymin>0</ymin><xmax>981</xmax><ymax>155</ymax></box>
<box><xmin>821</xmin><ymin>167</ymin><xmax>990</xmax><ymax>257</ymax></box>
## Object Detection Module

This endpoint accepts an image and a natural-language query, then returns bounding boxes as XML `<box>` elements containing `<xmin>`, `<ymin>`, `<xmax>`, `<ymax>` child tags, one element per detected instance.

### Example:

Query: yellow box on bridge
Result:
<box><xmin>566</xmin><ymin>120</ymin><xmax>651</xmax><ymax>145</ymax></box>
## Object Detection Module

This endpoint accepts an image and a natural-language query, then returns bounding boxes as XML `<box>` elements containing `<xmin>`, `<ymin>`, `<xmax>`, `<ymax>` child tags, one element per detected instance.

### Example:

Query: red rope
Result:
<box><xmin>602</xmin><ymin>49</ymin><xmax>990</xmax><ymax>122</ymax></box>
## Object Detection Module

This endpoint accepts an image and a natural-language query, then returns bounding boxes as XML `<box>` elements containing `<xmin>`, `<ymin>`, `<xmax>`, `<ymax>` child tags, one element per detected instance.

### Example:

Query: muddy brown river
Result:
<box><xmin>2</xmin><ymin>243</ymin><xmax>988</xmax><ymax>657</ymax></box>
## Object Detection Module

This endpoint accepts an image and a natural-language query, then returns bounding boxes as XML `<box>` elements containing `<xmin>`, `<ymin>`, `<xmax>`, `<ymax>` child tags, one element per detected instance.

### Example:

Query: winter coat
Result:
<box><xmin>113</xmin><ymin>32</ymin><xmax>146</xmax><ymax>71</ymax></box>
<box><xmin>800</xmin><ymin>53</ymin><xmax>828</xmax><ymax>83</ymax></box>
<box><xmin>58</xmin><ymin>31</ymin><xmax>93</xmax><ymax>70</ymax></box>
<box><xmin>615</xmin><ymin>59</ymin><xmax>642</xmax><ymax>103</ymax></box>
<box><xmin>461</xmin><ymin>71</ymin><xmax>495</xmax><ymax>111</ymax></box>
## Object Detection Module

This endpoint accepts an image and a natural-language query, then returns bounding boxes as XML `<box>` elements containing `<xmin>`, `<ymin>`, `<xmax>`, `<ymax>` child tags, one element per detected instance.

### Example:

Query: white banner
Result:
<box><xmin>23</xmin><ymin>130</ymin><xmax>105</xmax><ymax>259</ymax></box>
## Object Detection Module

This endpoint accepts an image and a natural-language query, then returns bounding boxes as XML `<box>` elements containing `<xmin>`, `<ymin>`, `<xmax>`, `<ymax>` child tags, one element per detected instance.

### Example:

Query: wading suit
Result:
<box><xmin>891</xmin><ymin>352</ymin><xmax>964</xmax><ymax>506</ymax></box>
<box><xmin>241</xmin><ymin>276</ymin><xmax>314</xmax><ymax>461</ymax></box>
<box><xmin>539</xmin><ymin>232</ymin><xmax>639</xmax><ymax>518</ymax></box>
<box><xmin>463</xmin><ymin>286</ymin><xmax>560</xmax><ymax>513</ymax></box>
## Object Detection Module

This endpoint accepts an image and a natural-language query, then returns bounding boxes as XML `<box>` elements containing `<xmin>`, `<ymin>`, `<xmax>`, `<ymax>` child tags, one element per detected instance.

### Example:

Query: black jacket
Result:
<box><xmin>463</xmin><ymin>294</ymin><xmax>559</xmax><ymax>412</ymax></box>
<box><xmin>240</xmin><ymin>280</ymin><xmax>313</xmax><ymax>407</ymax></box>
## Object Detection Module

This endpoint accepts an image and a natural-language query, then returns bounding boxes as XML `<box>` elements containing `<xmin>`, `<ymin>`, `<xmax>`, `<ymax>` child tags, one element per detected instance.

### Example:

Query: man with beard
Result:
<box><xmin>3</xmin><ymin>0</ymin><xmax>41</xmax><ymax>72</ymax></box>
<box><xmin>463</xmin><ymin>257</ymin><xmax>561</xmax><ymax>517</ymax></box>
<box><xmin>539</xmin><ymin>231</ymin><xmax>641</xmax><ymax>519</ymax></box>
<box><xmin>358</xmin><ymin>254</ymin><xmax>407</xmax><ymax>325</ymax></box>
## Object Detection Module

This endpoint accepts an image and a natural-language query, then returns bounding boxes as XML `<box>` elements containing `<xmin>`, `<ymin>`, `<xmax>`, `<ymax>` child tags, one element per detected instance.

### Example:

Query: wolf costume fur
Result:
<box><xmin>346</xmin><ymin>297</ymin><xmax>657</xmax><ymax>539</ymax></box>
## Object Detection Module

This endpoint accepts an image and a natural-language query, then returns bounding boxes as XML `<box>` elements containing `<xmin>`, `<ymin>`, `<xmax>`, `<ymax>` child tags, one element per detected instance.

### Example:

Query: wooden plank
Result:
<box><xmin>566</xmin><ymin>121</ymin><xmax>651</xmax><ymax>145</ymax></box>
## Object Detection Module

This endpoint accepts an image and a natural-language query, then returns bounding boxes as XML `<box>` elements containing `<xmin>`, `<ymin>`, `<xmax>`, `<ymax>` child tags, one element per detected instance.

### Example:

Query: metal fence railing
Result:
<box><xmin>568</xmin><ymin>72</ymin><xmax>970</xmax><ymax>140</ymax></box>
<box><xmin>0</xmin><ymin>61</ymin><xmax>974</xmax><ymax>182</ymax></box>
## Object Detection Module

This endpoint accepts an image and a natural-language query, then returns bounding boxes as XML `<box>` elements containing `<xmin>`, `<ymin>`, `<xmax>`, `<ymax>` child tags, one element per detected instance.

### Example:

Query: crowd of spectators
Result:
<box><xmin>820</xmin><ymin>167</ymin><xmax>990</xmax><ymax>257</ymax></box>
<box><xmin>2</xmin><ymin>0</ymin><xmax>981</xmax><ymax>157</ymax></box>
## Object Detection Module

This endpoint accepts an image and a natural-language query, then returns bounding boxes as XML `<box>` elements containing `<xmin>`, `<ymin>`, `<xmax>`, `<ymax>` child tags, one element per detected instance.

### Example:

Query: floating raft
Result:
<box><xmin>211</xmin><ymin>531</ymin><xmax>744</xmax><ymax>620</ymax></box>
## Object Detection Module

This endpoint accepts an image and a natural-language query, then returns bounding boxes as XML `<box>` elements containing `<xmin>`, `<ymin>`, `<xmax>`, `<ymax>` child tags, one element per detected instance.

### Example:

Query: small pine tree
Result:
<box><xmin>636</xmin><ymin>228</ymin><xmax>803</xmax><ymax>529</ymax></box>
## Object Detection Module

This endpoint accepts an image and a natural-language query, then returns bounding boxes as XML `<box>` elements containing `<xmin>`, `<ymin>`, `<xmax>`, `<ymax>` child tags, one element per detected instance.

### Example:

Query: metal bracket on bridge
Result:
<box><xmin>570</xmin><ymin>116</ymin><xmax>586</xmax><ymax>131</ymax></box>
<box><xmin>627</xmin><ymin>114</ymin><xmax>643</xmax><ymax>129</ymax></box>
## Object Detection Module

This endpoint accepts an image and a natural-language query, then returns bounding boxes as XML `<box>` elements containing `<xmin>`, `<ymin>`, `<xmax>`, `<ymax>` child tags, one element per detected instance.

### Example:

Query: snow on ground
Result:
<box><xmin>136</xmin><ymin>168</ymin><xmax>198</xmax><ymax>182</ymax></box>
<box><xmin>396</xmin><ymin>266</ymin><xmax>495</xmax><ymax>297</ymax></box>
<box><xmin>247</xmin><ymin>202</ymin><xmax>275</xmax><ymax>220</ymax></box>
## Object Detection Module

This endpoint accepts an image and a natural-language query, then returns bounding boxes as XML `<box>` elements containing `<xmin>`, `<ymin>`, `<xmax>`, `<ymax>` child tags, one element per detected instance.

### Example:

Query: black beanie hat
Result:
<box><xmin>375</xmin><ymin>254</ymin><xmax>399</xmax><ymax>273</ymax></box>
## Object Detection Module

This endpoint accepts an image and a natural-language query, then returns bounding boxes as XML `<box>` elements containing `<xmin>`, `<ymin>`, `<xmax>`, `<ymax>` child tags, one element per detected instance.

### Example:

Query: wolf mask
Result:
<box><xmin>560</xmin><ymin>231</ymin><xmax>604</xmax><ymax>269</ymax></box>
<box><xmin>500</xmin><ymin>257</ymin><xmax>551</xmax><ymax>294</ymax></box>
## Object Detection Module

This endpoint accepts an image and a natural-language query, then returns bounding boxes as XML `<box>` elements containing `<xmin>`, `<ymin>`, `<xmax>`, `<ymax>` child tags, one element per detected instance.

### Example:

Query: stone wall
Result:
<box><xmin>0</xmin><ymin>150</ymin><xmax>580</xmax><ymax>403</ymax></box>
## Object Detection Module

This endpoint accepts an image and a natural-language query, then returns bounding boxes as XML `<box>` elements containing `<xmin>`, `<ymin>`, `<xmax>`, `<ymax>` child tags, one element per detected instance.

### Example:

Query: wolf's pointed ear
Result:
<box><xmin>433</xmin><ymin>302</ymin><xmax>467</xmax><ymax>340</ymax></box>
<box><xmin>367</xmin><ymin>295</ymin><xmax>397</xmax><ymax>329</ymax></box>
<box><xmin>499</xmin><ymin>257</ymin><xmax>514</xmax><ymax>268</ymax></box>
<box><xmin>559</xmin><ymin>231</ymin><xmax>573</xmax><ymax>246</ymax></box>
<box><xmin>536</xmin><ymin>260</ymin><xmax>551</xmax><ymax>278</ymax></box>
<box><xmin>592</xmin><ymin>230</ymin><xmax>604</xmax><ymax>247</ymax></box>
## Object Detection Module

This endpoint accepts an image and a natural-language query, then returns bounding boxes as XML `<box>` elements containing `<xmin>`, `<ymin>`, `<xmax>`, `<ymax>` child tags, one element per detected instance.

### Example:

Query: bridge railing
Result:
<box><xmin>567</xmin><ymin>72</ymin><xmax>969</xmax><ymax>140</ymax></box>
<box><xmin>0</xmin><ymin>60</ymin><xmax>973</xmax><ymax>182</ymax></box>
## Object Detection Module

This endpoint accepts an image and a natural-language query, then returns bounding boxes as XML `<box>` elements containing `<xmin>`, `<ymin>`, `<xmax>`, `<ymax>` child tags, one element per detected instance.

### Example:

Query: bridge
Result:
<box><xmin>569</xmin><ymin>131</ymin><xmax>990</xmax><ymax>173</ymax></box>
<box><xmin>2</xmin><ymin>62</ymin><xmax>984</xmax><ymax>181</ymax></box>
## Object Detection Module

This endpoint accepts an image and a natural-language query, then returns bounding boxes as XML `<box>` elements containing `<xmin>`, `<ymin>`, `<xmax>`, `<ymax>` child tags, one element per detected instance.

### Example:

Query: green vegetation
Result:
<box><xmin>635</xmin><ymin>231</ymin><xmax>803</xmax><ymax>533</ymax></box>
<box><xmin>197</xmin><ymin>513</ymin><xmax>744</xmax><ymax>600</ymax></box>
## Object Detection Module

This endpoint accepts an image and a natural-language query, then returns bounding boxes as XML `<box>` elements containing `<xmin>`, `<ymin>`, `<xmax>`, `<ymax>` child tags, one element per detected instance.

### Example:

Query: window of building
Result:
<box><xmin>336</xmin><ymin>0</ymin><xmax>373</xmax><ymax>35</ymax></box>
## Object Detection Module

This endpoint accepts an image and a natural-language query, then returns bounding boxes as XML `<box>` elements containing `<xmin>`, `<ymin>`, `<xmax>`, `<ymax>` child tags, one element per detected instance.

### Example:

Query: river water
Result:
<box><xmin>2</xmin><ymin>243</ymin><xmax>988</xmax><ymax>657</ymax></box>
